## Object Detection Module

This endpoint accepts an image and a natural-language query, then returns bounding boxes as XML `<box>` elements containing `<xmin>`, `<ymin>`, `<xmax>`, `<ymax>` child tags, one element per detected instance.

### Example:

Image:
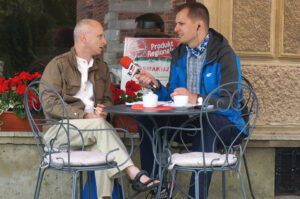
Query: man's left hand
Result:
<box><xmin>171</xmin><ymin>87</ymin><xmax>198</xmax><ymax>104</ymax></box>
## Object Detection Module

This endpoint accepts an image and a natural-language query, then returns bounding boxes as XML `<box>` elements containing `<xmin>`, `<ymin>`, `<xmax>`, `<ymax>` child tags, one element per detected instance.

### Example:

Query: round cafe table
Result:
<box><xmin>103</xmin><ymin>104</ymin><xmax>211</xmax><ymax>199</ymax></box>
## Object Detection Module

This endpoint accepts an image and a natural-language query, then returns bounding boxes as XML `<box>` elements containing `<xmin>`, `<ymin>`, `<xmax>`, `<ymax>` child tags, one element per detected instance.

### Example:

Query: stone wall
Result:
<box><xmin>242</xmin><ymin>64</ymin><xmax>300</xmax><ymax>125</ymax></box>
<box><xmin>0</xmin><ymin>131</ymin><xmax>281</xmax><ymax>199</ymax></box>
<box><xmin>0</xmin><ymin>132</ymin><xmax>73</xmax><ymax>199</ymax></box>
<box><xmin>230</xmin><ymin>0</ymin><xmax>300</xmax><ymax>126</ymax></box>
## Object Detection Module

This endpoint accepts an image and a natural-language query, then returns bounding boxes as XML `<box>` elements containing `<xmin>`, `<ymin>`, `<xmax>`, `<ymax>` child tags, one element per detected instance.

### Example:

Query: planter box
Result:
<box><xmin>113</xmin><ymin>114</ymin><xmax>138</xmax><ymax>133</ymax></box>
<box><xmin>0</xmin><ymin>111</ymin><xmax>32</xmax><ymax>132</ymax></box>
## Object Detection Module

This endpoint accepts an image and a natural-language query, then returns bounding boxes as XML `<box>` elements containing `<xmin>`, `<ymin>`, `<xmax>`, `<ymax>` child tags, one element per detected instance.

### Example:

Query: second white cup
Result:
<box><xmin>174</xmin><ymin>95</ymin><xmax>188</xmax><ymax>106</ymax></box>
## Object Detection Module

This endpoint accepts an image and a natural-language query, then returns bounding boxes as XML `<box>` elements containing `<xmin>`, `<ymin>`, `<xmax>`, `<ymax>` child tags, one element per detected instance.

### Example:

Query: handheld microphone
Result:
<box><xmin>120</xmin><ymin>56</ymin><xmax>157</xmax><ymax>89</ymax></box>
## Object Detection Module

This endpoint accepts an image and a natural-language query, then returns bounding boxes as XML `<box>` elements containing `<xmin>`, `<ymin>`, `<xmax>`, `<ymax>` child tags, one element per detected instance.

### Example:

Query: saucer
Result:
<box><xmin>169</xmin><ymin>103</ymin><xmax>196</xmax><ymax>110</ymax></box>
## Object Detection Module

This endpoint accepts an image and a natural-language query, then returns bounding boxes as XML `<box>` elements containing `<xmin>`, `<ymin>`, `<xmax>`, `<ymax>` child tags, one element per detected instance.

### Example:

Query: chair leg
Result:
<box><xmin>154</xmin><ymin>169</ymin><xmax>165</xmax><ymax>199</ymax></box>
<box><xmin>222</xmin><ymin>171</ymin><xmax>226</xmax><ymax>199</ymax></box>
<box><xmin>87</xmin><ymin>171</ymin><xmax>91</xmax><ymax>199</ymax></box>
<box><xmin>194</xmin><ymin>171</ymin><xmax>200</xmax><ymax>199</ymax></box>
<box><xmin>34</xmin><ymin>167</ymin><xmax>46</xmax><ymax>199</ymax></box>
<box><xmin>114</xmin><ymin>167</ymin><xmax>125</xmax><ymax>199</ymax></box>
<box><xmin>237</xmin><ymin>169</ymin><xmax>247</xmax><ymax>199</ymax></box>
<box><xmin>79</xmin><ymin>171</ymin><xmax>83</xmax><ymax>199</ymax></box>
<box><xmin>243</xmin><ymin>155</ymin><xmax>256</xmax><ymax>199</ymax></box>
<box><xmin>72</xmin><ymin>171</ymin><xmax>78</xmax><ymax>199</ymax></box>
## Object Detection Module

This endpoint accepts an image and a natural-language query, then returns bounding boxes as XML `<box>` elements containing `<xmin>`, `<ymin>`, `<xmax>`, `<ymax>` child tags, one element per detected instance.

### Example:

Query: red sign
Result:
<box><xmin>124</xmin><ymin>38</ymin><xmax>179</xmax><ymax>59</ymax></box>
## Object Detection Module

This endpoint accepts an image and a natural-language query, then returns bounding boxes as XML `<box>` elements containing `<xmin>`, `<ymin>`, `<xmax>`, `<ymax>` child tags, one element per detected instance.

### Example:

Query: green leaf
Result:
<box><xmin>13</xmin><ymin>109</ymin><xmax>26</xmax><ymax>119</ymax></box>
<box><xmin>137</xmin><ymin>93</ymin><xmax>143</xmax><ymax>97</ymax></box>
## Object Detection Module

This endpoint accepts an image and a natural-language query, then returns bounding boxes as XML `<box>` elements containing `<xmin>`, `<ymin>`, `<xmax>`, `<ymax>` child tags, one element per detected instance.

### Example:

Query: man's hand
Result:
<box><xmin>94</xmin><ymin>104</ymin><xmax>108</xmax><ymax>119</ymax></box>
<box><xmin>83</xmin><ymin>104</ymin><xmax>108</xmax><ymax>119</ymax></box>
<box><xmin>171</xmin><ymin>87</ymin><xmax>198</xmax><ymax>104</ymax></box>
<box><xmin>83</xmin><ymin>112</ymin><xmax>100</xmax><ymax>119</ymax></box>
<box><xmin>135</xmin><ymin>70</ymin><xmax>159</xmax><ymax>89</ymax></box>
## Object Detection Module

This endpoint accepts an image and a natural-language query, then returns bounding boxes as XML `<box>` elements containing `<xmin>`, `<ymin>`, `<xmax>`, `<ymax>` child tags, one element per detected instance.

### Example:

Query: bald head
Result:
<box><xmin>73</xmin><ymin>19</ymin><xmax>107</xmax><ymax>60</ymax></box>
<box><xmin>73</xmin><ymin>19</ymin><xmax>101</xmax><ymax>43</ymax></box>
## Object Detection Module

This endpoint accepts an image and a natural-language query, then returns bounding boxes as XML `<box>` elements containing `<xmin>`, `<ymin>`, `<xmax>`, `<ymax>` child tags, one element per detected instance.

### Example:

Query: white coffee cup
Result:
<box><xmin>143</xmin><ymin>92</ymin><xmax>158</xmax><ymax>108</ymax></box>
<box><xmin>173</xmin><ymin>95</ymin><xmax>188</xmax><ymax>107</ymax></box>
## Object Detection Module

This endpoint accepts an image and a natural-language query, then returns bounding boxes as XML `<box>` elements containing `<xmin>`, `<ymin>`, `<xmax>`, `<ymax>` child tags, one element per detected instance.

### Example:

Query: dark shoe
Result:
<box><xmin>130</xmin><ymin>170</ymin><xmax>159</xmax><ymax>192</ymax></box>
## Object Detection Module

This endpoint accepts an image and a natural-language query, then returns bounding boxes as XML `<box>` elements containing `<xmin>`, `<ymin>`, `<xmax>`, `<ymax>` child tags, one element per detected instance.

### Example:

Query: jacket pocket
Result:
<box><xmin>65</xmin><ymin>79</ymin><xmax>81</xmax><ymax>96</ymax></box>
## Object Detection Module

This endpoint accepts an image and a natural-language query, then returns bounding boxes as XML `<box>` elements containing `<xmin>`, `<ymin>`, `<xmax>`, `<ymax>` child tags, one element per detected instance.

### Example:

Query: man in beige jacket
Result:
<box><xmin>40</xmin><ymin>19</ymin><xmax>158</xmax><ymax>199</ymax></box>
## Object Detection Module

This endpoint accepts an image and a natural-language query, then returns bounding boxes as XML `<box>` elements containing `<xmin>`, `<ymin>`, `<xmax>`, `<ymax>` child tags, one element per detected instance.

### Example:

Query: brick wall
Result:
<box><xmin>77</xmin><ymin>0</ymin><xmax>109</xmax><ymax>25</ymax></box>
<box><xmin>77</xmin><ymin>0</ymin><xmax>190</xmax><ymax>38</ymax></box>
<box><xmin>76</xmin><ymin>0</ymin><xmax>191</xmax><ymax>83</ymax></box>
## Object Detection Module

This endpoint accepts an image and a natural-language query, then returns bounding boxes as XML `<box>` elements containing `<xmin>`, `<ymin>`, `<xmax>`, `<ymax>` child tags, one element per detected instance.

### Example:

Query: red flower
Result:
<box><xmin>126</xmin><ymin>89</ymin><xmax>136</xmax><ymax>98</ymax></box>
<box><xmin>16</xmin><ymin>84</ymin><xmax>27</xmax><ymax>95</ymax></box>
<box><xmin>0</xmin><ymin>71</ymin><xmax>43</xmax><ymax>119</ymax></box>
<box><xmin>0</xmin><ymin>78</ymin><xmax>9</xmax><ymax>93</ymax></box>
<box><xmin>125</xmin><ymin>80</ymin><xmax>142</xmax><ymax>92</ymax></box>
<box><xmin>18</xmin><ymin>72</ymin><xmax>30</xmax><ymax>81</ymax></box>
<box><xmin>110</xmin><ymin>81</ymin><xmax>143</xmax><ymax>104</ymax></box>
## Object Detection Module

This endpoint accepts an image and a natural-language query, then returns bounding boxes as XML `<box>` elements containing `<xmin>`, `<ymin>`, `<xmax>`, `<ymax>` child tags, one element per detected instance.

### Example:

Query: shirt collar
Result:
<box><xmin>186</xmin><ymin>32</ymin><xmax>210</xmax><ymax>57</ymax></box>
<box><xmin>76</xmin><ymin>56</ymin><xmax>94</xmax><ymax>68</ymax></box>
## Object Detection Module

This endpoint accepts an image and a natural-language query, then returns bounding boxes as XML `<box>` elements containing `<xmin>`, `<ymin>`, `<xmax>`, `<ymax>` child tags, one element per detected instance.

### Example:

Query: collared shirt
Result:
<box><xmin>73</xmin><ymin>56</ymin><xmax>95</xmax><ymax>113</ymax></box>
<box><xmin>186</xmin><ymin>33</ymin><xmax>210</xmax><ymax>94</ymax></box>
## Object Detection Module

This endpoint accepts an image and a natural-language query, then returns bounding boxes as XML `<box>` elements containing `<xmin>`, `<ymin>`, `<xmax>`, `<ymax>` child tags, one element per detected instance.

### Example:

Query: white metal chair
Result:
<box><xmin>24</xmin><ymin>81</ymin><xmax>133</xmax><ymax>199</ymax></box>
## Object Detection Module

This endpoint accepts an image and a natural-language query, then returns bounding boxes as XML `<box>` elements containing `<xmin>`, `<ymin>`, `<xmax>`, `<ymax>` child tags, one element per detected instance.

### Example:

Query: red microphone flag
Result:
<box><xmin>119</xmin><ymin>56</ymin><xmax>132</xmax><ymax>69</ymax></box>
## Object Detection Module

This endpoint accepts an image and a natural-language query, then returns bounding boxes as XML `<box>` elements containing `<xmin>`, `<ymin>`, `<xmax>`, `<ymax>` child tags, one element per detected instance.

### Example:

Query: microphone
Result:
<box><xmin>120</xmin><ymin>56</ymin><xmax>157</xmax><ymax>89</ymax></box>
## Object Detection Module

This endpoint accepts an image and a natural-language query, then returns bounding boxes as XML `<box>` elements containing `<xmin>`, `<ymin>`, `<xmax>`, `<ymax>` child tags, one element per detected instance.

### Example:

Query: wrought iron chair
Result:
<box><xmin>154</xmin><ymin>81</ymin><xmax>259</xmax><ymax>199</ymax></box>
<box><xmin>24</xmin><ymin>81</ymin><xmax>133</xmax><ymax>199</ymax></box>
<box><xmin>236</xmin><ymin>76</ymin><xmax>256</xmax><ymax>199</ymax></box>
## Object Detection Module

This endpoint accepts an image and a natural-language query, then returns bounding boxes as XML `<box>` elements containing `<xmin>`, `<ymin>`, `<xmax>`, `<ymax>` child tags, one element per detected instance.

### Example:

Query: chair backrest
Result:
<box><xmin>200</xmin><ymin>81</ymin><xmax>259</xmax><ymax>167</ymax></box>
<box><xmin>241</xmin><ymin>76</ymin><xmax>254</xmax><ymax>127</ymax></box>
<box><xmin>24</xmin><ymin>80</ymin><xmax>81</xmax><ymax>167</ymax></box>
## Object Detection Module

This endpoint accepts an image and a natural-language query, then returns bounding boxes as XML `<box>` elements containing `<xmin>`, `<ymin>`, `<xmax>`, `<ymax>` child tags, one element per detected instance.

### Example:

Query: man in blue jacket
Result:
<box><xmin>135</xmin><ymin>2</ymin><xmax>244</xmax><ymax>198</ymax></box>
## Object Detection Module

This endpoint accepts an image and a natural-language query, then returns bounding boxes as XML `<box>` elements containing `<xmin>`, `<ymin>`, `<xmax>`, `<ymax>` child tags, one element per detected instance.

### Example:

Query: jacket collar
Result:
<box><xmin>69</xmin><ymin>47</ymin><xmax>101</xmax><ymax>72</ymax></box>
<box><xmin>171</xmin><ymin>28</ymin><xmax>229</xmax><ymax>66</ymax></box>
<box><xmin>206</xmin><ymin>28</ymin><xmax>229</xmax><ymax>63</ymax></box>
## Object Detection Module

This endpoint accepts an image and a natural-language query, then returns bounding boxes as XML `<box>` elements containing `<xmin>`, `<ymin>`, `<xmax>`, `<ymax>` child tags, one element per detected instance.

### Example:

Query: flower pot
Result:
<box><xmin>0</xmin><ymin>111</ymin><xmax>41</xmax><ymax>132</ymax></box>
<box><xmin>113</xmin><ymin>114</ymin><xmax>138</xmax><ymax>133</ymax></box>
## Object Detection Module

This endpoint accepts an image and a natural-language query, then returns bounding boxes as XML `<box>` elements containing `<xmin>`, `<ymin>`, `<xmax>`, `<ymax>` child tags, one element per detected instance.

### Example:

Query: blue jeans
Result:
<box><xmin>137</xmin><ymin>113</ymin><xmax>242</xmax><ymax>198</ymax></box>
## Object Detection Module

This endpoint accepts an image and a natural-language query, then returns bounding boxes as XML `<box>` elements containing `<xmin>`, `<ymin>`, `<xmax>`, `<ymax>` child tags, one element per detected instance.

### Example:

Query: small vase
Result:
<box><xmin>0</xmin><ymin>111</ymin><xmax>32</xmax><ymax>132</ymax></box>
<box><xmin>113</xmin><ymin>114</ymin><xmax>138</xmax><ymax>133</ymax></box>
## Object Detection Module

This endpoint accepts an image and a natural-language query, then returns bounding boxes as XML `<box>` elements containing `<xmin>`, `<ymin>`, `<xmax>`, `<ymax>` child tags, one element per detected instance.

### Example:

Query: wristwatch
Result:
<box><xmin>197</xmin><ymin>94</ymin><xmax>203</xmax><ymax>105</ymax></box>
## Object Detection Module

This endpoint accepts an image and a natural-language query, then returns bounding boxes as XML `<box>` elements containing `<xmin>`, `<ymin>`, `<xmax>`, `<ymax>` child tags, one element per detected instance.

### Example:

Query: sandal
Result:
<box><xmin>130</xmin><ymin>170</ymin><xmax>160</xmax><ymax>192</ymax></box>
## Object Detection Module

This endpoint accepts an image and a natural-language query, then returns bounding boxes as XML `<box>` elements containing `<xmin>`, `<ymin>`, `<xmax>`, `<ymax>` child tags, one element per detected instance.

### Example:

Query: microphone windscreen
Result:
<box><xmin>120</xmin><ymin>56</ymin><xmax>133</xmax><ymax>69</ymax></box>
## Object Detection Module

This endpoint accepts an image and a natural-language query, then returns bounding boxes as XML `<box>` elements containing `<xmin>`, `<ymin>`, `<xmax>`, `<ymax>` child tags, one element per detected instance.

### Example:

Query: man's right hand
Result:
<box><xmin>135</xmin><ymin>70</ymin><xmax>158</xmax><ymax>89</ymax></box>
<box><xmin>83</xmin><ymin>113</ymin><xmax>100</xmax><ymax>119</ymax></box>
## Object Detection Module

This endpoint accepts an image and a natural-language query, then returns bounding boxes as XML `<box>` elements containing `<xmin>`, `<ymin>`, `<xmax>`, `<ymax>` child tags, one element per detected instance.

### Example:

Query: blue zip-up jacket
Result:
<box><xmin>154</xmin><ymin>28</ymin><xmax>245</xmax><ymax>129</ymax></box>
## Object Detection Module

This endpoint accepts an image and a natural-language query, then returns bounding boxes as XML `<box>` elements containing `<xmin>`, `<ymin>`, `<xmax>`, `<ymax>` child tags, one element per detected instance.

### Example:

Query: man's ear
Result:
<box><xmin>197</xmin><ymin>25</ymin><xmax>200</xmax><ymax>31</ymax></box>
<box><xmin>79</xmin><ymin>33</ymin><xmax>86</xmax><ymax>43</ymax></box>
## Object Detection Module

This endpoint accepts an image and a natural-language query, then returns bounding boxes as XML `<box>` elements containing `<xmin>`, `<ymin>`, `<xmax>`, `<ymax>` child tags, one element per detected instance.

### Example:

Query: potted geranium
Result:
<box><xmin>0</xmin><ymin>71</ymin><xmax>42</xmax><ymax>131</ymax></box>
<box><xmin>110</xmin><ymin>80</ymin><xmax>143</xmax><ymax>105</ymax></box>
<box><xmin>110</xmin><ymin>80</ymin><xmax>143</xmax><ymax>132</ymax></box>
